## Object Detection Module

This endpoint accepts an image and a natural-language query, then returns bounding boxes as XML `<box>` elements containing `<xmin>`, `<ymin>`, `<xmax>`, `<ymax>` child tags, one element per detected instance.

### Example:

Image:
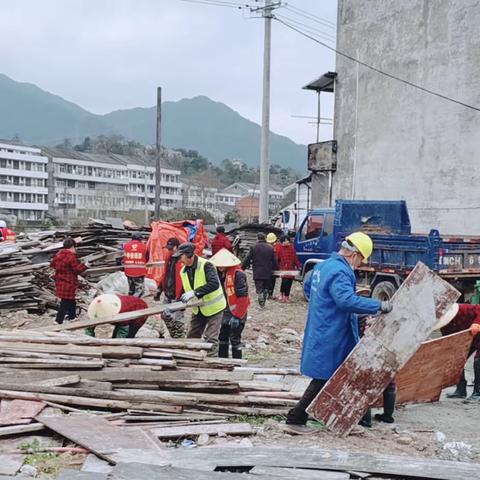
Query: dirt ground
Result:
<box><xmin>0</xmin><ymin>273</ymin><xmax>478</xmax><ymax>472</ymax></box>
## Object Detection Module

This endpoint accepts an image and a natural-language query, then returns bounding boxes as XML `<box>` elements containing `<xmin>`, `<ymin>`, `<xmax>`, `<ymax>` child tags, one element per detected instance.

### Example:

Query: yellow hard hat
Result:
<box><xmin>87</xmin><ymin>294</ymin><xmax>122</xmax><ymax>321</ymax></box>
<box><xmin>266</xmin><ymin>233</ymin><xmax>277</xmax><ymax>244</ymax></box>
<box><xmin>210</xmin><ymin>248</ymin><xmax>241</xmax><ymax>268</ymax></box>
<box><xmin>345</xmin><ymin>232</ymin><xmax>373</xmax><ymax>263</ymax></box>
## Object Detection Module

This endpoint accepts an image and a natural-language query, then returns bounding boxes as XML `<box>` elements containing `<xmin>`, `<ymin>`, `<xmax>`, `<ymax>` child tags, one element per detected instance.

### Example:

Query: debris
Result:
<box><xmin>151</xmin><ymin>422</ymin><xmax>253</xmax><ymax>439</ymax></box>
<box><xmin>19</xmin><ymin>464</ymin><xmax>37</xmax><ymax>477</ymax></box>
<box><xmin>307</xmin><ymin>262</ymin><xmax>460</xmax><ymax>436</ymax></box>
<box><xmin>396</xmin><ymin>436</ymin><xmax>413</xmax><ymax>445</ymax></box>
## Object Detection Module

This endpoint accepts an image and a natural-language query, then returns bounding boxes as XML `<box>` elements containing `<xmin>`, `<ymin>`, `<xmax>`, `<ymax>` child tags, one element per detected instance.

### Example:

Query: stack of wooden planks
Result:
<box><xmin>0</xmin><ymin>332</ymin><xmax>304</xmax><ymax>419</ymax></box>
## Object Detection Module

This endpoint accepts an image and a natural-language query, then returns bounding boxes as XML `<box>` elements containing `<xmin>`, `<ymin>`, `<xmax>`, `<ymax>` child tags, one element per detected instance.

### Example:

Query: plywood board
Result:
<box><xmin>374</xmin><ymin>330</ymin><xmax>473</xmax><ymax>407</ymax></box>
<box><xmin>307</xmin><ymin>262</ymin><xmax>460</xmax><ymax>436</ymax></box>
<box><xmin>251</xmin><ymin>466</ymin><xmax>349</xmax><ymax>479</ymax></box>
<box><xmin>0</xmin><ymin>399</ymin><xmax>46</xmax><ymax>425</ymax></box>
<box><xmin>167</xmin><ymin>446</ymin><xmax>479</xmax><ymax>480</ymax></box>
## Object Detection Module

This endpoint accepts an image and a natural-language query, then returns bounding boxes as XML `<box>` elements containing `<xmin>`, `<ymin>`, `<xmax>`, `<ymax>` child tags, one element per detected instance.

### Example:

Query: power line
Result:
<box><xmin>275</xmin><ymin>14</ymin><xmax>336</xmax><ymax>43</ymax></box>
<box><xmin>179</xmin><ymin>0</ymin><xmax>249</xmax><ymax>9</ymax></box>
<box><xmin>275</xmin><ymin>16</ymin><xmax>480</xmax><ymax>113</ymax></box>
<box><xmin>285</xmin><ymin>4</ymin><xmax>336</xmax><ymax>29</ymax></box>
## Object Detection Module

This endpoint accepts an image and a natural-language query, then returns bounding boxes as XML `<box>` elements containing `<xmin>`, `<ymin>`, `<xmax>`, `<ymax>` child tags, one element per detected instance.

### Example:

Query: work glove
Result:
<box><xmin>380</xmin><ymin>301</ymin><xmax>393</xmax><ymax>314</ymax></box>
<box><xmin>470</xmin><ymin>323</ymin><xmax>480</xmax><ymax>336</ymax></box>
<box><xmin>180</xmin><ymin>291</ymin><xmax>196</xmax><ymax>304</ymax></box>
<box><xmin>229</xmin><ymin>316</ymin><xmax>241</xmax><ymax>330</ymax></box>
<box><xmin>161</xmin><ymin>309</ymin><xmax>173</xmax><ymax>321</ymax></box>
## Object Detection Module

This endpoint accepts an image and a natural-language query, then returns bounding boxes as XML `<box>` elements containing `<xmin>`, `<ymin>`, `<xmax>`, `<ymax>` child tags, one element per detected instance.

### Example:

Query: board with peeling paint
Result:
<box><xmin>307</xmin><ymin>262</ymin><xmax>460</xmax><ymax>436</ymax></box>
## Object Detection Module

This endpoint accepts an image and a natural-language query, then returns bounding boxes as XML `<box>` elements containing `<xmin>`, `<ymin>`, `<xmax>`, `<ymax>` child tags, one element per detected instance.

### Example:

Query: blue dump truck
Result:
<box><xmin>294</xmin><ymin>200</ymin><xmax>480</xmax><ymax>300</ymax></box>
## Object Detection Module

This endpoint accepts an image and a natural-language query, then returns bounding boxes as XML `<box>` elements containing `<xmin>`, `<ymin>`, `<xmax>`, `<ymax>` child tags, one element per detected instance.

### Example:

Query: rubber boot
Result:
<box><xmin>84</xmin><ymin>327</ymin><xmax>96</xmax><ymax>337</ymax></box>
<box><xmin>375</xmin><ymin>390</ymin><xmax>396</xmax><ymax>423</ymax></box>
<box><xmin>258</xmin><ymin>293</ymin><xmax>266</xmax><ymax>308</ymax></box>
<box><xmin>218</xmin><ymin>343</ymin><xmax>229</xmax><ymax>358</ymax></box>
<box><xmin>358</xmin><ymin>408</ymin><xmax>372</xmax><ymax>428</ymax></box>
<box><xmin>112</xmin><ymin>325</ymin><xmax>129</xmax><ymax>338</ymax></box>
<box><xmin>232</xmin><ymin>348</ymin><xmax>242</xmax><ymax>359</ymax></box>
<box><xmin>468</xmin><ymin>358</ymin><xmax>480</xmax><ymax>401</ymax></box>
<box><xmin>447</xmin><ymin>374</ymin><xmax>467</xmax><ymax>398</ymax></box>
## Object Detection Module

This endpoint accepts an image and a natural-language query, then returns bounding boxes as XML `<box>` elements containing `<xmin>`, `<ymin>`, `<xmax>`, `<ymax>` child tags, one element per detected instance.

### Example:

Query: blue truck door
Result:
<box><xmin>297</xmin><ymin>211</ymin><xmax>335</xmax><ymax>264</ymax></box>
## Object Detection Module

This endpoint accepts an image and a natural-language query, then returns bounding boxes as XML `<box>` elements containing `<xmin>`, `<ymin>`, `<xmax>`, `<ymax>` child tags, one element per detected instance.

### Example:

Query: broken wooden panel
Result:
<box><xmin>374</xmin><ymin>330</ymin><xmax>473</xmax><ymax>407</ymax></box>
<box><xmin>0</xmin><ymin>399</ymin><xmax>45</xmax><ymax>425</ymax></box>
<box><xmin>151</xmin><ymin>422</ymin><xmax>253</xmax><ymax>439</ymax></box>
<box><xmin>307</xmin><ymin>262</ymin><xmax>460</xmax><ymax>436</ymax></box>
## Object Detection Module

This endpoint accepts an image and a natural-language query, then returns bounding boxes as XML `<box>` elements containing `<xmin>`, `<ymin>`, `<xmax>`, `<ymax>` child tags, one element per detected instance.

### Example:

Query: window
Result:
<box><xmin>300</xmin><ymin>214</ymin><xmax>324</xmax><ymax>241</ymax></box>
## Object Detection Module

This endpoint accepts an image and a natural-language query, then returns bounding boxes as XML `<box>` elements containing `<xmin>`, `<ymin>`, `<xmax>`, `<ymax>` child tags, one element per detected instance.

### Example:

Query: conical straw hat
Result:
<box><xmin>210</xmin><ymin>248</ymin><xmax>241</xmax><ymax>267</ymax></box>
<box><xmin>88</xmin><ymin>294</ymin><xmax>122</xmax><ymax>321</ymax></box>
<box><xmin>432</xmin><ymin>302</ymin><xmax>459</xmax><ymax>331</ymax></box>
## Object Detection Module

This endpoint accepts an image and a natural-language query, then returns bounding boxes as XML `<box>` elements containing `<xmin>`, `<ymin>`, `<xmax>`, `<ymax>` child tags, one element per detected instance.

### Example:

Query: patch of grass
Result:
<box><xmin>20</xmin><ymin>439</ymin><xmax>61</xmax><ymax>476</ymax></box>
<box><xmin>229</xmin><ymin>414</ymin><xmax>285</xmax><ymax>426</ymax></box>
<box><xmin>244</xmin><ymin>350</ymin><xmax>273</xmax><ymax>363</ymax></box>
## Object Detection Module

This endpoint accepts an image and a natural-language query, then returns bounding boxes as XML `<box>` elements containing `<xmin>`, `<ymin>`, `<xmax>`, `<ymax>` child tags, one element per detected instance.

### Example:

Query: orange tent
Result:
<box><xmin>146</xmin><ymin>219</ymin><xmax>208</xmax><ymax>286</ymax></box>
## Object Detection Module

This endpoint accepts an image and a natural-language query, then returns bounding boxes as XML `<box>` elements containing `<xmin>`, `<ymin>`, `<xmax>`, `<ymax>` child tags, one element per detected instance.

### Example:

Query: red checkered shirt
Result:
<box><xmin>117</xmin><ymin>295</ymin><xmax>149</xmax><ymax>328</ymax></box>
<box><xmin>441</xmin><ymin>303</ymin><xmax>480</xmax><ymax>357</ymax></box>
<box><xmin>275</xmin><ymin>244</ymin><xmax>301</xmax><ymax>272</ymax></box>
<box><xmin>211</xmin><ymin>233</ymin><xmax>233</xmax><ymax>256</ymax></box>
<box><xmin>50</xmin><ymin>249</ymin><xmax>88</xmax><ymax>300</ymax></box>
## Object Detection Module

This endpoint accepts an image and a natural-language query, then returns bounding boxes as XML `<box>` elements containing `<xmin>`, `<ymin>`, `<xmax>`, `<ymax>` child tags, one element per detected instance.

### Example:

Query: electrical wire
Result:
<box><xmin>275</xmin><ymin>14</ymin><xmax>336</xmax><ymax>42</ymax></box>
<box><xmin>179</xmin><ymin>0</ymin><xmax>249</xmax><ymax>9</ymax></box>
<box><xmin>285</xmin><ymin>4</ymin><xmax>336</xmax><ymax>29</ymax></box>
<box><xmin>275</xmin><ymin>16</ymin><xmax>480</xmax><ymax>113</ymax></box>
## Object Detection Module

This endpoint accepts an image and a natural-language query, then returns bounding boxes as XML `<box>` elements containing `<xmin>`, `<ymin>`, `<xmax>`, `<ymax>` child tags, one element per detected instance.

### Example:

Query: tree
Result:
<box><xmin>57</xmin><ymin>138</ymin><xmax>72</xmax><ymax>150</ymax></box>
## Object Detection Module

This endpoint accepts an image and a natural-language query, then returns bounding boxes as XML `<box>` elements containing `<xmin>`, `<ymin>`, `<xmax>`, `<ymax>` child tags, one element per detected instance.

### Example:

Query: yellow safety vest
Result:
<box><xmin>180</xmin><ymin>257</ymin><xmax>227</xmax><ymax>317</ymax></box>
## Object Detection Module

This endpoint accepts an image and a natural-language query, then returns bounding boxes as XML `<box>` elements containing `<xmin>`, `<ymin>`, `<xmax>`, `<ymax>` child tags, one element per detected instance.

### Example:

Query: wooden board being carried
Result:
<box><xmin>307</xmin><ymin>262</ymin><xmax>460</xmax><ymax>436</ymax></box>
<box><xmin>374</xmin><ymin>330</ymin><xmax>473</xmax><ymax>407</ymax></box>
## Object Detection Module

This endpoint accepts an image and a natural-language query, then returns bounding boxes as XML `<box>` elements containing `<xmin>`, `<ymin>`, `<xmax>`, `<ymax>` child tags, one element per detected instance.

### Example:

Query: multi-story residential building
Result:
<box><xmin>220</xmin><ymin>182</ymin><xmax>284</xmax><ymax>211</ymax></box>
<box><xmin>41</xmin><ymin>147</ymin><xmax>182</xmax><ymax>220</ymax></box>
<box><xmin>181</xmin><ymin>180</ymin><xmax>218</xmax><ymax>211</ymax></box>
<box><xmin>0</xmin><ymin>141</ymin><xmax>48</xmax><ymax>222</ymax></box>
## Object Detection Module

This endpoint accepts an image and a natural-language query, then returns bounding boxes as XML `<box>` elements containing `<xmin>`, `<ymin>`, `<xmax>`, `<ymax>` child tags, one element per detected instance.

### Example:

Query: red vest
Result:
<box><xmin>123</xmin><ymin>240</ymin><xmax>147</xmax><ymax>277</ymax></box>
<box><xmin>0</xmin><ymin>228</ymin><xmax>16</xmax><ymax>243</ymax></box>
<box><xmin>225</xmin><ymin>266</ymin><xmax>250</xmax><ymax>319</ymax></box>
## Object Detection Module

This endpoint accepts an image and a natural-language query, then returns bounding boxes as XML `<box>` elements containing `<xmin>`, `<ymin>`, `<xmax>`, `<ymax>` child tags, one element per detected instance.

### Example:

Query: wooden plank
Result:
<box><xmin>374</xmin><ymin>330</ymin><xmax>473</xmax><ymax>407</ymax></box>
<box><xmin>250</xmin><ymin>466</ymin><xmax>350</xmax><ymax>479</ymax></box>
<box><xmin>35</xmin><ymin>300</ymin><xmax>202</xmax><ymax>332</ymax></box>
<box><xmin>152</xmin><ymin>422</ymin><xmax>253</xmax><ymax>438</ymax></box>
<box><xmin>167</xmin><ymin>447</ymin><xmax>480</xmax><ymax>480</ymax></box>
<box><xmin>0</xmin><ymin>399</ymin><xmax>46</xmax><ymax>425</ymax></box>
<box><xmin>0</xmin><ymin>453</ymin><xmax>25</xmax><ymax>476</ymax></box>
<box><xmin>37</xmin><ymin>414</ymin><xmax>168</xmax><ymax>465</ymax></box>
<box><xmin>58</xmin><ymin>470</ymin><xmax>108</xmax><ymax>480</ymax></box>
<box><xmin>35</xmin><ymin>375</ymin><xmax>82</xmax><ymax>387</ymax></box>
<box><xmin>307</xmin><ymin>262</ymin><xmax>460</xmax><ymax>436</ymax></box>
<box><xmin>0</xmin><ymin>422</ymin><xmax>45</xmax><ymax>437</ymax></box>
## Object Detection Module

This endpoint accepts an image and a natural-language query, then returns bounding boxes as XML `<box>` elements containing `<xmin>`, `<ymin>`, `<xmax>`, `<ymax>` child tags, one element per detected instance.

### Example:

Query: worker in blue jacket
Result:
<box><xmin>284</xmin><ymin>231</ymin><xmax>393</xmax><ymax>435</ymax></box>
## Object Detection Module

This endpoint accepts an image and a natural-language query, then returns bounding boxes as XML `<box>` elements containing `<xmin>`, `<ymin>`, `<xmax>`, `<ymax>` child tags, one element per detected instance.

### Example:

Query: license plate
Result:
<box><xmin>440</xmin><ymin>254</ymin><xmax>463</xmax><ymax>269</ymax></box>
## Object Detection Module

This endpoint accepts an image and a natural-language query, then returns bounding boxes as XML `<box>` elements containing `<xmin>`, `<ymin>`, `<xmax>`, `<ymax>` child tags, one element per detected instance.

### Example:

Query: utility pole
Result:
<box><xmin>154</xmin><ymin>86</ymin><xmax>162</xmax><ymax>220</ymax></box>
<box><xmin>258</xmin><ymin>0</ymin><xmax>273</xmax><ymax>224</ymax></box>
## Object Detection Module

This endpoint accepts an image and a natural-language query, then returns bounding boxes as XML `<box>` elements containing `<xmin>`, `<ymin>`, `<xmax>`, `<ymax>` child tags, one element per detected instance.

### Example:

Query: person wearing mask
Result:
<box><xmin>123</xmin><ymin>232</ymin><xmax>148</xmax><ymax>297</ymax></box>
<box><xmin>154</xmin><ymin>237</ymin><xmax>185</xmax><ymax>338</ymax></box>
<box><xmin>0</xmin><ymin>220</ymin><xmax>16</xmax><ymax>243</ymax></box>
<box><xmin>86</xmin><ymin>294</ymin><xmax>149</xmax><ymax>338</ymax></box>
<box><xmin>175</xmin><ymin>242</ymin><xmax>227</xmax><ymax>356</ymax></box>
<box><xmin>284</xmin><ymin>232</ymin><xmax>393</xmax><ymax>435</ymax></box>
<box><xmin>211</xmin><ymin>226</ymin><xmax>233</xmax><ymax>256</ymax></box>
<box><xmin>210</xmin><ymin>248</ymin><xmax>250</xmax><ymax>359</ymax></box>
<box><xmin>275</xmin><ymin>234</ymin><xmax>301</xmax><ymax>303</ymax></box>
<box><xmin>50</xmin><ymin>237</ymin><xmax>88</xmax><ymax>324</ymax></box>
<box><xmin>242</xmin><ymin>232</ymin><xmax>278</xmax><ymax>308</ymax></box>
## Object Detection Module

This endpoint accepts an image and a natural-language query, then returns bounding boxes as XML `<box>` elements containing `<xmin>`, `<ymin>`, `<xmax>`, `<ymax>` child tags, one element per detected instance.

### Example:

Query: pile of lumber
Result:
<box><xmin>228</xmin><ymin>223</ymin><xmax>282</xmax><ymax>260</ymax></box>
<box><xmin>0</xmin><ymin>333</ymin><xmax>304</xmax><ymax>419</ymax></box>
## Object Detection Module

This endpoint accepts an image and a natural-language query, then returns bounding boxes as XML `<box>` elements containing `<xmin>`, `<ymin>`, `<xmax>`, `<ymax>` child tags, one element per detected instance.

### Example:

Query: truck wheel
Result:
<box><xmin>371</xmin><ymin>281</ymin><xmax>397</xmax><ymax>301</ymax></box>
<box><xmin>303</xmin><ymin>269</ymin><xmax>313</xmax><ymax>302</ymax></box>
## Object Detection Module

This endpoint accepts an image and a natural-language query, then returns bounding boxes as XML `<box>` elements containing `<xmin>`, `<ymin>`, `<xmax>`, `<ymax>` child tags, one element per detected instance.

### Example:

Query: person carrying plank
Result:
<box><xmin>275</xmin><ymin>234</ymin><xmax>301</xmax><ymax>303</ymax></box>
<box><xmin>85</xmin><ymin>293</ymin><xmax>149</xmax><ymax>338</ymax></box>
<box><xmin>284</xmin><ymin>232</ymin><xmax>392</xmax><ymax>435</ymax></box>
<box><xmin>51</xmin><ymin>237</ymin><xmax>88</xmax><ymax>324</ymax></box>
<box><xmin>442</xmin><ymin>304</ymin><xmax>480</xmax><ymax>402</ymax></box>
<box><xmin>123</xmin><ymin>231</ymin><xmax>148</xmax><ymax>297</ymax></box>
<box><xmin>210</xmin><ymin>248</ymin><xmax>250</xmax><ymax>359</ymax></box>
<box><xmin>175</xmin><ymin>242</ymin><xmax>226</xmax><ymax>356</ymax></box>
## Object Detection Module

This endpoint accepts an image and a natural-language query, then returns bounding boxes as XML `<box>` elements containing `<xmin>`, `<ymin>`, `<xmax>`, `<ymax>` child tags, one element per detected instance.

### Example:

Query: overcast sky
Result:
<box><xmin>1</xmin><ymin>0</ymin><xmax>337</xmax><ymax>145</ymax></box>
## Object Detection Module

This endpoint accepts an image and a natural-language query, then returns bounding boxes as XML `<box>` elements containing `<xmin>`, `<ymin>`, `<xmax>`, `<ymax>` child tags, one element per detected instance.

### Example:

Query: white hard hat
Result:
<box><xmin>88</xmin><ymin>294</ymin><xmax>122</xmax><ymax>321</ymax></box>
<box><xmin>433</xmin><ymin>303</ymin><xmax>459</xmax><ymax>330</ymax></box>
<box><xmin>210</xmin><ymin>248</ymin><xmax>241</xmax><ymax>268</ymax></box>
<box><xmin>0</xmin><ymin>220</ymin><xmax>6</xmax><ymax>228</ymax></box>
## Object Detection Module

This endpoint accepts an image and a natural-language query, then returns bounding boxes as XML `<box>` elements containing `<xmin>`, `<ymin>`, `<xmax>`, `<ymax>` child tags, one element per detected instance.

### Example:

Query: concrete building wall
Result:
<box><xmin>333</xmin><ymin>0</ymin><xmax>480</xmax><ymax>234</ymax></box>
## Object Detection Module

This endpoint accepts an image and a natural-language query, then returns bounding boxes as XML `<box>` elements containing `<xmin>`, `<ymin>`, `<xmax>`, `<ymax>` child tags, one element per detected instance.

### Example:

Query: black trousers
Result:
<box><xmin>280</xmin><ymin>278</ymin><xmax>294</xmax><ymax>296</ymax></box>
<box><xmin>55</xmin><ymin>299</ymin><xmax>77</xmax><ymax>324</ymax></box>
<box><xmin>218</xmin><ymin>313</ymin><xmax>246</xmax><ymax>359</ymax></box>
<box><xmin>127</xmin><ymin>276</ymin><xmax>145</xmax><ymax>297</ymax></box>
<box><xmin>286</xmin><ymin>378</ymin><xmax>327</xmax><ymax>425</ymax></box>
<box><xmin>268</xmin><ymin>276</ymin><xmax>276</xmax><ymax>297</ymax></box>
<box><xmin>254</xmin><ymin>279</ymin><xmax>270</xmax><ymax>294</ymax></box>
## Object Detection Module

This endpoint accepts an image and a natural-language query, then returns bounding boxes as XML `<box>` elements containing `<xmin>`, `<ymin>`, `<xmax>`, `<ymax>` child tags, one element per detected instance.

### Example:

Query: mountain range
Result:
<box><xmin>0</xmin><ymin>73</ymin><xmax>306</xmax><ymax>170</ymax></box>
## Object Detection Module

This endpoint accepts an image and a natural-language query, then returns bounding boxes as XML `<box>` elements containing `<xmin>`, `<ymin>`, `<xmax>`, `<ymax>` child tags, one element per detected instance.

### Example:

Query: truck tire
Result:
<box><xmin>303</xmin><ymin>269</ymin><xmax>313</xmax><ymax>302</ymax></box>
<box><xmin>371</xmin><ymin>281</ymin><xmax>397</xmax><ymax>301</ymax></box>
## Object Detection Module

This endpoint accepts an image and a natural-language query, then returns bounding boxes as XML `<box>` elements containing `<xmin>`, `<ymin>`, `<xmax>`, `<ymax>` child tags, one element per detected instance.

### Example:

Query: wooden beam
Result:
<box><xmin>152</xmin><ymin>422</ymin><xmax>253</xmax><ymax>438</ymax></box>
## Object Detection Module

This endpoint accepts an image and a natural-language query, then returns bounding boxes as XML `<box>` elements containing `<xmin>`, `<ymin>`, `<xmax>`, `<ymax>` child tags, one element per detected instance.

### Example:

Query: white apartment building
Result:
<box><xmin>0</xmin><ymin>141</ymin><xmax>48</xmax><ymax>222</ymax></box>
<box><xmin>221</xmin><ymin>182</ymin><xmax>284</xmax><ymax>208</ymax></box>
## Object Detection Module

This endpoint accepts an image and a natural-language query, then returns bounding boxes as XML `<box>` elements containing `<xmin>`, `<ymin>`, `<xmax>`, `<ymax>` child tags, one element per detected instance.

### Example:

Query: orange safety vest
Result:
<box><xmin>123</xmin><ymin>240</ymin><xmax>147</xmax><ymax>277</ymax></box>
<box><xmin>0</xmin><ymin>228</ymin><xmax>16</xmax><ymax>243</ymax></box>
<box><xmin>225</xmin><ymin>266</ymin><xmax>250</xmax><ymax>319</ymax></box>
